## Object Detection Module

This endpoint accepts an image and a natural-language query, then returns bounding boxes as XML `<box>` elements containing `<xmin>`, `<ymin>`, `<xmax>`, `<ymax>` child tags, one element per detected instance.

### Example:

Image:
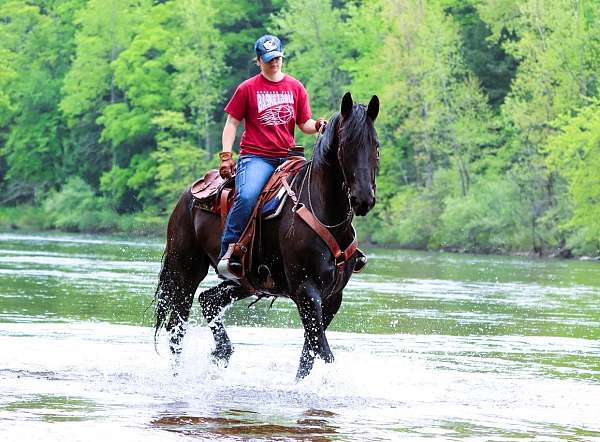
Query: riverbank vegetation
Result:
<box><xmin>1</xmin><ymin>0</ymin><xmax>599</xmax><ymax>257</ymax></box>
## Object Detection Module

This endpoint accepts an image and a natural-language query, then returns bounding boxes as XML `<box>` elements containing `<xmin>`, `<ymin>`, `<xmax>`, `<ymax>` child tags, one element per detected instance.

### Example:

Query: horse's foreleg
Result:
<box><xmin>295</xmin><ymin>283</ymin><xmax>335</xmax><ymax>380</ymax></box>
<box><xmin>199</xmin><ymin>281</ymin><xmax>250</xmax><ymax>365</ymax></box>
<box><xmin>296</xmin><ymin>290</ymin><xmax>343</xmax><ymax>380</ymax></box>
<box><xmin>322</xmin><ymin>291</ymin><xmax>343</xmax><ymax>331</ymax></box>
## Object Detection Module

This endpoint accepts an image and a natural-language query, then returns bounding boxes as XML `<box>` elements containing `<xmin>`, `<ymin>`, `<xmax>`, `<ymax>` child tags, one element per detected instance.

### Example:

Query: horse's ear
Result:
<box><xmin>341</xmin><ymin>92</ymin><xmax>353</xmax><ymax>118</ymax></box>
<box><xmin>367</xmin><ymin>95</ymin><xmax>379</xmax><ymax>121</ymax></box>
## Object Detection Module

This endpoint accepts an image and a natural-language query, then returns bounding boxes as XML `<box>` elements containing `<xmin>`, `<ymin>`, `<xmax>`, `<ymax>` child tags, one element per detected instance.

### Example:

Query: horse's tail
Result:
<box><xmin>153</xmin><ymin>188</ymin><xmax>196</xmax><ymax>346</ymax></box>
<box><xmin>153</xmin><ymin>248</ymin><xmax>170</xmax><ymax>342</ymax></box>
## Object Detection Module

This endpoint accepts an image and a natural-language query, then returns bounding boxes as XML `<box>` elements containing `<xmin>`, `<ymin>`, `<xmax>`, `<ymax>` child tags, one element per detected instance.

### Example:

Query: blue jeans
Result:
<box><xmin>220</xmin><ymin>155</ymin><xmax>288</xmax><ymax>258</ymax></box>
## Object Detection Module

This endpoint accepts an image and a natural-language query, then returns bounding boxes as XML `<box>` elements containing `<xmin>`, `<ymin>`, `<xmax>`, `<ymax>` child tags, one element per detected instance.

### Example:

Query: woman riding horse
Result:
<box><xmin>217</xmin><ymin>35</ymin><xmax>328</xmax><ymax>279</ymax></box>
<box><xmin>154</xmin><ymin>37</ymin><xmax>379</xmax><ymax>379</ymax></box>
<box><xmin>155</xmin><ymin>90</ymin><xmax>379</xmax><ymax>379</ymax></box>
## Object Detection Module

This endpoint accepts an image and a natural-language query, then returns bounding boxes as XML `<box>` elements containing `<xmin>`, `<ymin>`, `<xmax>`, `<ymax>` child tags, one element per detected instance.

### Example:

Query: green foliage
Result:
<box><xmin>441</xmin><ymin>0</ymin><xmax>518</xmax><ymax>107</ymax></box>
<box><xmin>547</xmin><ymin>101</ymin><xmax>600</xmax><ymax>249</ymax></box>
<box><xmin>99</xmin><ymin>153</ymin><xmax>158</xmax><ymax>213</ymax></box>
<box><xmin>59</xmin><ymin>0</ymin><xmax>151</xmax><ymax>183</ymax></box>
<box><xmin>43</xmin><ymin>177</ymin><xmax>117</xmax><ymax>232</ymax></box>
<box><xmin>0</xmin><ymin>0</ymin><xmax>599</xmax><ymax>256</ymax></box>
<box><xmin>271</xmin><ymin>0</ymin><xmax>351</xmax><ymax>114</ymax></box>
<box><xmin>0</xmin><ymin>0</ymin><xmax>81</xmax><ymax>192</ymax></box>
<box><xmin>0</xmin><ymin>205</ymin><xmax>45</xmax><ymax>231</ymax></box>
<box><xmin>437</xmin><ymin>176</ymin><xmax>531</xmax><ymax>253</ymax></box>
<box><xmin>372</xmin><ymin>186</ymin><xmax>438</xmax><ymax>248</ymax></box>
<box><xmin>151</xmin><ymin>110</ymin><xmax>213</xmax><ymax>208</ymax></box>
<box><xmin>172</xmin><ymin>0</ymin><xmax>227</xmax><ymax>156</ymax></box>
<box><xmin>348</xmin><ymin>0</ymin><xmax>498</xmax><ymax>197</ymax></box>
<box><xmin>0</xmin><ymin>48</ymin><xmax>16</xmax><ymax>126</ymax></box>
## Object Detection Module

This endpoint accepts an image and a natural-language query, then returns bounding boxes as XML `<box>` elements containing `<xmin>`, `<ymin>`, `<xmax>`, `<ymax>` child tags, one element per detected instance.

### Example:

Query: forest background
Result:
<box><xmin>0</xmin><ymin>0</ymin><xmax>599</xmax><ymax>257</ymax></box>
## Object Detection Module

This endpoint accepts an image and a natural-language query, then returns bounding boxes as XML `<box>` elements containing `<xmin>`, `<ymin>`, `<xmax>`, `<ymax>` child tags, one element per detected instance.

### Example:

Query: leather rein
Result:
<box><xmin>285</xmin><ymin>121</ymin><xmax>359</xmax><ymax>284</ymax></box>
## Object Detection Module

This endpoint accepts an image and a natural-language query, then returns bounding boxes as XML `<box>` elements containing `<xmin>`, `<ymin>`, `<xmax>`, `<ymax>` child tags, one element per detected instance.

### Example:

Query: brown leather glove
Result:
<box><xmin>219</xmin><ymin>151</ymin><xmax>236</xmax><ymax>178</ymax></box>
<box><xmin>315</xmin><ymin>117</ymin><xmax>327</xmax><ymax>133</ymax></box>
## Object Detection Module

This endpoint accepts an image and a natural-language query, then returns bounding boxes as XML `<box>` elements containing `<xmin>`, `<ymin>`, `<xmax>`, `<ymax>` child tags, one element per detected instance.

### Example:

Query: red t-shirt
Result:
<box><xmin>224</xmin><ymin>74</ymin><xmax>312</xmax><ymax>157</ymax></box>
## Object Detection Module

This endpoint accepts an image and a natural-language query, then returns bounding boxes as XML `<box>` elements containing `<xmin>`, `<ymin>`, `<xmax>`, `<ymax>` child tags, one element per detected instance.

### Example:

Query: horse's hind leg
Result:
<box><xmin>296</xmin><ymin>290</ymin><xmax>343</xmax><ymax>380</ymax></box>
<box><xmin>163</xmin><ymin>254</ymin><xmax>209</xmax><ymax>356</ymax></box>
<box><xmin>199</xmin><ymin>281</ymin><xmax>251</xmax><ymax>365</ymax></box>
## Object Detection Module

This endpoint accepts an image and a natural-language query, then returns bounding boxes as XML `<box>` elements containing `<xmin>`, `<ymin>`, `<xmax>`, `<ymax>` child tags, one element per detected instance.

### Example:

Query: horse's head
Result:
<box><xmin>337</xmin><ymin>92</ymin><xmax>380</xmax><ymax>216</ymax></box>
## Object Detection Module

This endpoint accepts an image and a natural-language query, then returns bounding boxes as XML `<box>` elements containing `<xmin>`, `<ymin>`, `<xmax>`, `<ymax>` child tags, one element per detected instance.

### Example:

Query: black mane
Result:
<box><xmin>312</xmin><ymin>103</ymin><xmax>377</xmax><ymax>169</ymax></box>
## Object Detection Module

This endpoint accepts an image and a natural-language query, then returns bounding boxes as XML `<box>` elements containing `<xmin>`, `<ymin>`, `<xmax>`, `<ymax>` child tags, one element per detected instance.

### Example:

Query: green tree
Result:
<box><xmin>97</xmin><ymin>1</ymin><xmax>225</xmax><ymax>212</ymax></box>
<box><xmin>547</xmin><ymin>101</ymin><xmax>600</xmax><ymax>255</ymax></box>
<box><xmin>171</xmin><ymin>0</ymin><xmax>227</xmax><ymax>156</ymax></box>
<box><xmin>43</xmin><ymin>176</ymin><xmax>116</xmax><ymax>232</ymax></box>
<box><xmin>0</xmin><ymin>0</ymin><xmax>82</xmax><ymax>200</ymax></box>
<box><xmin>151</xmin><ymin>111</ymin><xmax>211</xmax><ymax>208</ymax></box>
<box><xmin>439</xmin><ymin>0</ymin><xmax>518</xmax><ymax>107</ymax></box>
<box><xmin>437</xmin><ymin>176</ymin><xmax>531</xmax><ymax>253</ymax></box>
<box><xmin>60</xmin><ymin>0</ymin><xmax>151</xmax><ymax>186</ymax></box>
<box><xmin>271</xmin><ymin>0</ymin><xmax>352</xmax><ymax>114</ymax></box>
<box><xmin>479</xmin><ymin>0</ymin><xmax>600</xmax><ymax>253</ymax></box>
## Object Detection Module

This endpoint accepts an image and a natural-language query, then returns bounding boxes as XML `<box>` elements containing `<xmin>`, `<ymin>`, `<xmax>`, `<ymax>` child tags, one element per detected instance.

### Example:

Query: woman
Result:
<box><xmin>217</xmin><ymin>35</ymin><xmax>326</xmax><ymax>278</ymax></box>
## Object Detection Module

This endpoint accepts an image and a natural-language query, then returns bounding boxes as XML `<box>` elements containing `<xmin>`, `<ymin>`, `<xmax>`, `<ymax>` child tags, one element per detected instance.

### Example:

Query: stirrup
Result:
<box><xmin>217</xmin><ymin>244</ymin><xmax>244</xmax><ymax>280</ymax></box>
<box><xmin>217</xmin><ymin>257</ymin><xmax>243</xmax><ymax>280</ymax></box>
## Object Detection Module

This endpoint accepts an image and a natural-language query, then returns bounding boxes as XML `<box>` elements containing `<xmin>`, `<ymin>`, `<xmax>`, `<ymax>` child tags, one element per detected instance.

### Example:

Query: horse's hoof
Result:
<box><xmin>169</xmin><ymin>352</ymin><xmax>183</xmax><ymax>377</ymax></box>
<box><xmin>321</xmin><ymin>351</ymin><xmax>334</xmax><ymax>363</ymax></box>
<box><xmin>295</xmin><ymin>367</ymin><xmax>310</xmax><ymax>381</ymax></box>
<box><xmin>210</xmin><ymin>345</ymin><xmax>233</xmax><ymax>367</ymax></box>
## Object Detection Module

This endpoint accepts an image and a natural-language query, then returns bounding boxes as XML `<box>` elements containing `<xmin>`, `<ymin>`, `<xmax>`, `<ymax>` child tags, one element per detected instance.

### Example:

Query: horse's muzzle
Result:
<box><xmin>350</xmin><ymin>191</ymin><xmax>376</xmax><ymax>216</ymax></box>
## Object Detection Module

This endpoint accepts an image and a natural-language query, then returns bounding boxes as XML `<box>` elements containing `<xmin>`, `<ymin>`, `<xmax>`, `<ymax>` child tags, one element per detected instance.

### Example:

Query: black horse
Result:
<box><xmin>154</xmin><ymin>92</ymin><xmax>379</xmax><ymax>379</ymax></box>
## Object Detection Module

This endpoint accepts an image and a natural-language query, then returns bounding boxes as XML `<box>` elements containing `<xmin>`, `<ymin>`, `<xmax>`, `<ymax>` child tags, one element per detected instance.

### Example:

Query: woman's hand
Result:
<box><xmin>315</xmin><ymin>117</ymin><xmax>327</xmax><ymax>133</ymax></box>
<box><xmin>219</xmin><ymin>152</ymin><xmax>236</xmax><ymax>178</ymax></box>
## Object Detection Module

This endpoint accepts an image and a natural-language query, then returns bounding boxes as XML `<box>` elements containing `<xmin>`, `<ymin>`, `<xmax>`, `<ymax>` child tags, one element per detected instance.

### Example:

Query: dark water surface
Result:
<box><xmin>1</xmin><ymin>232</ymin><xmax>599</xmax><ymax>441</ymax></box>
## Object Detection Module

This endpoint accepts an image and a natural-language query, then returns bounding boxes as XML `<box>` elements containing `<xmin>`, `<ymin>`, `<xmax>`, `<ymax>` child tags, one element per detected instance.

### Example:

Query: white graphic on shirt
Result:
<box><xmin>256</xmin><ymin>91</ymin><xmax>295</xmax><ymax>126</ymax></box>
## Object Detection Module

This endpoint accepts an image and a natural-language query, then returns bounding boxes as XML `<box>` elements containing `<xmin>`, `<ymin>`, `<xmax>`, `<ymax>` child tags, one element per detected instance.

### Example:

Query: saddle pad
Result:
<box><xmin>261</xmin><ymin>186</ymin><xmax>288</xmax><ymax>219</ymax></box>
<box><xmin>260</xmin><ymin>167</ymin><xmax>302</xmax><ymax>219</ymax></box>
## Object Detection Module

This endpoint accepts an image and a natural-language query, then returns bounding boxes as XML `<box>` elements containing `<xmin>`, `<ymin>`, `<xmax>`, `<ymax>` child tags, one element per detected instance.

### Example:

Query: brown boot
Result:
<box><xmin>353</xmin><ymin>249</ymin><xmax>368</xmax><ymax>273</ymax></box>
<box><xmin>217</xmin><ymin>244</ymin><xmax>245</xmax><ymax>280</ymax></box>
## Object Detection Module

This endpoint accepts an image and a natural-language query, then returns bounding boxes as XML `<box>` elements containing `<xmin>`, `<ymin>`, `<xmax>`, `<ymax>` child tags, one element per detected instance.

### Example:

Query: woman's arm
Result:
<box><xmin>298</xmin><ymin>117</ymin><xmax>326</xmax><ymax>135</ymax></box>
<box><xmin>221</xmin><ymin>114</ymin><xmax>241</xmax><ymax>152</ymax></box>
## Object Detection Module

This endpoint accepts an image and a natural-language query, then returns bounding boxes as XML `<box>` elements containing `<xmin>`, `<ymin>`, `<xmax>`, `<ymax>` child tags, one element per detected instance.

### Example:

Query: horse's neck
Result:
<box><xmin>306</xmin><ymin>157</ymin><xmax>353</xmax><ymax>235</ymax></box>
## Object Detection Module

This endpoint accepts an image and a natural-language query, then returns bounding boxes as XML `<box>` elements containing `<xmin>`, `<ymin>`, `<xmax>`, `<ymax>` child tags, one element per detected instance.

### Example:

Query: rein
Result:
<box><xmin>306</xmin><ymin>160</ymin><xmax>353</xmax><ymax>229</ymax></box>
<box><xmin>282</xmin><ymin>118</ymin><xmax>359</xmax><ymax>289</ymax></box>
<box><xmin>289</xmin><ymin>119</ymin><xmax>354</xmax><ymax>229</ymax></box>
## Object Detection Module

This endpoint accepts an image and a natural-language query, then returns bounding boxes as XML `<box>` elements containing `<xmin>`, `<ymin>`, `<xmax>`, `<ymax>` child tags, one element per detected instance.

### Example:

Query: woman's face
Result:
<box><xmin>258</xmin><ymin>56</ymin><xmax>283</xmax><ymax>76</ymax></box>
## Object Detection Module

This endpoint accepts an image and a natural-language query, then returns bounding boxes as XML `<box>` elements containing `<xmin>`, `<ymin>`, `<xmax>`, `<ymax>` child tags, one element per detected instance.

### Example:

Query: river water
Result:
<box><xmin>0</xmin><ymin>232</ymin><xmax>599</xmax><ymax>441</ymax></box>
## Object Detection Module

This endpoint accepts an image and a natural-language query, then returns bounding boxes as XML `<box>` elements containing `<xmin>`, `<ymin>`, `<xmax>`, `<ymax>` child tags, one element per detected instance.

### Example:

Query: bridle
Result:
<box><xmin>292</xmin><ymin>112</ymin><xmax>377</xmax><ymax>230</ymax></box>
<box><xmin>300</xmin><ymin>117</ymin><xmax>354</xmax><ymax>229</ymax></box>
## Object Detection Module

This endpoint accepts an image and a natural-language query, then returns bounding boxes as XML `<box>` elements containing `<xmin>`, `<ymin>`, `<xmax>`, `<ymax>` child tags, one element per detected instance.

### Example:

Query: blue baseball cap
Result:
<box><xmin>254</xmin><ymin>35</ymin><xmax>284</xmax><ymax>62</ymax></box>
